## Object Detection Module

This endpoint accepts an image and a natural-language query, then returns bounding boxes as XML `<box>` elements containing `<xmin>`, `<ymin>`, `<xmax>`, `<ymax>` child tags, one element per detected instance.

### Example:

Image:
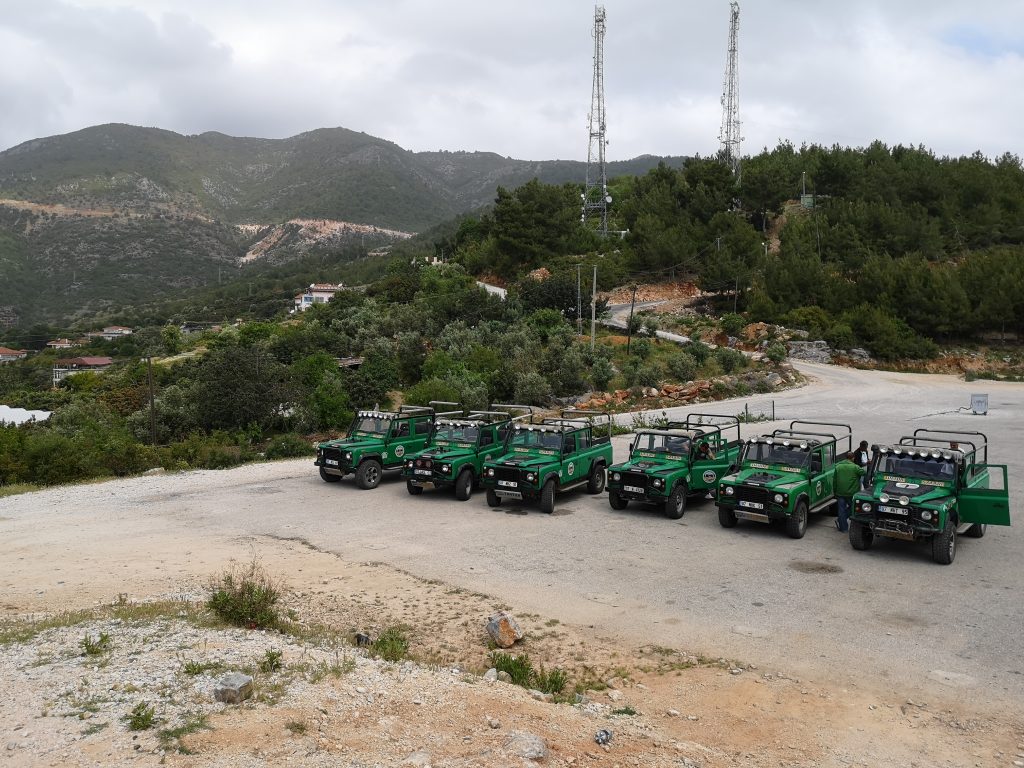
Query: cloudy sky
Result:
<box><xmin>1</xmin><ymin>0</ymin><xmax>1022</xmax><ymax>161</ymax></box>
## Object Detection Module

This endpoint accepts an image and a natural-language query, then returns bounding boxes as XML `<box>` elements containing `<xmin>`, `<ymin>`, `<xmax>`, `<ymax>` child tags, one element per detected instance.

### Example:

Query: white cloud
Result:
<box><xmin>0</xmin><ymin>0</ymin><xmax>1020</xmax><ymax>161</ymax></box>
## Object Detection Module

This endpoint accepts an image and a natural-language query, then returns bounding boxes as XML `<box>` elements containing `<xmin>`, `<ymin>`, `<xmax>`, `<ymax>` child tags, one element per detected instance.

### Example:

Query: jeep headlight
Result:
<box><xmin>612</xmin><ymin>472</ymin><xmax>621</xmax><ymax>482</ymax></box>
<box><xmin>526</xmin><ymin>472</ymin><xmax>536</xmax><ymax>482</ymax></box>
<box><xmin>920</xmin><ymin>510</ymin><xmax>933</xmax><ymax>521</ymax></box>
<box><xmin>344</xmin><ymin>452</ymin><xmax>352</xmax><ymax>461</ymax></box>
<box><xmin>860</xmin><ymin>502</ymin><xmax>872</xmax><ymax>513</ymax></box>
<box><xmin>441</xmin><ymin>464</ymin><xmax>451</xmax><ymax>474</ymax></box>
<box><xmin>724</xmin><ymin>486</ymin><xmax>735</xmax><ymax>496</ymax></box>
<box><xmin>773</xmin><ymin>493</ymin><xmax>785</xmax><ymax>504</ymax></box>
<box><xmin>879</xmin><ymin>493</ymin><xmax>890</xmax><ymax>503</ymax></box>
<box><xmin>406</xmin><ymin>460</ymin><xmax>414</xmax><ymax>468</ymax></box>
<box><xmin>899</xmin><ymin>496</ymin><xmax>909</xmax><ymax>506</ymax></box>
<box><xmin>486</xmin><ymin>468</ymin><xmax>495</xmax><ymax>477</ymax></box>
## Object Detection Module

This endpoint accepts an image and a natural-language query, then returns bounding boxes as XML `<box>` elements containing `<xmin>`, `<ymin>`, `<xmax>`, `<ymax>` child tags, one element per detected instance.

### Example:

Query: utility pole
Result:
<box><xmin>590</xmin><ymin>265</ymin><xmax>597</xmax><ymax>351</ymax></box>
<box><xmin>582</xmin><ymin>5</ymin><xmax>610</xmax><ymax>235</ymax></box>
<box><xmin>718</xmin><ymin>1</ymin><xmax>743</xmax><ymax>183</ymax></box>
<box><xmin>626</xmin><ymin>284</ymin><xmax>638</xmax><ymax>355</ymax></box>
<box><xmin>147</xmin><ymin>355</ymin><xmax>156</xmax><ymax>446</ymax></box>
<box><xmin>576</xmin><ymin>264</ymin><xmax>583</xmax><ymax>335</ymax></box>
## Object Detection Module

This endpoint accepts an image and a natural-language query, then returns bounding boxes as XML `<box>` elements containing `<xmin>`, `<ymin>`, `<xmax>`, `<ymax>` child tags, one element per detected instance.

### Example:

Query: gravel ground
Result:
<box><xmin>2</xmin><ymin>361</ymin><xmax>1023</xmax><ymax>766</ymax></box>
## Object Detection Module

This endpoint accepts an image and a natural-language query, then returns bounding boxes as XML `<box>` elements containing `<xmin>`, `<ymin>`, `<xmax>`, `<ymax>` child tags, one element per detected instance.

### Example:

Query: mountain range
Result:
<box><xmin>0</xmin><ymin>123</ymin><xmax>682</xmax><ymax>326</ymax></box>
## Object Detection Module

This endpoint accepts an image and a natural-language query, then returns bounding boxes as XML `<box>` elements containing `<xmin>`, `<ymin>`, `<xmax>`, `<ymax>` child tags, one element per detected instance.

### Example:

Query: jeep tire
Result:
<box><xmin>718</xmin><ymin>504</ymin><xmax>737</xmax><ymax>528</ymax></box>
<box><xmin>932</xmin><ymin>518</ymin><xmax>957</xmax><ymax>565</ymax></box>
<box><xmin>587</xmin><ymin>464</ymin><xmax>606</xmax><ymax>494</ymax></box>
<box><xmin>406</xmin><ymin>480</ymin><xmax>423</xmax><ymax>495</ymax></box>
<box><xmin>355</xmin><ymin>459</ymin><xmax>382</xmax><ymax>490</ymax></box>
<box><xmin>486</xmin><ymin>489</ymin><xmax>502</xmax><ymax>507</ymax></box>
<box><xmin>665</xmin><ymin>482</ymin><xmax>687</xmax><ymax>520</ymax></box>
<box><xmin>786</xmin><ymin>499</ymin><xmax>808</xmax><ymax>539</ymax></box>
<box><xmin>540</xmin><ymin>478</ymin><xmax>557</xmax><ymax>514</ymax></box>
<box><xmin>319</xmin><ymin>466</ymin><xmax>341</xmax><ymax>483</ymax></box>
<box><xmin>454</xmin><ymin>468</ymin><xmax>473</xmax><ymax>501</ymax></box>
<box><xmin>965</xmin><ymin>523</ymin><xmax>987</xmax><ymax>538</ymax></box>
<box><xmin>608</xmin><ymin>490</ymin><xmax>628</xmax><ymax>510</ymax></box>
<box><xmin>849</xmin><ymin>520</ymin><xmax>873</xmax><ymax>550</ymax></box>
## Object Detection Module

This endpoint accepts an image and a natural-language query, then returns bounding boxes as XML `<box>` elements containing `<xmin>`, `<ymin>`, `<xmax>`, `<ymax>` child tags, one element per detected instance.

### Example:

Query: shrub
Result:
<box><xmin>264</xmin><ymin>434</ymin><xmax>314</xmax><ymax>460</ymax></box>
<box><xmin>534</xmin><ymin>665</ymin><xmax>568</xmax><ymax>694</ymax></box>
<box><xmin>631</xmin><ymin>338</ymin><xmax>653</xmax><ymax>360</ymax></box>
<box><xmin>259</xmin><ymin>648</ymin><xmax>284</xmax><ymax>673</ymax></box>
<box><xmin>714</xmin><ymin>347</ymin><xmax>748</xmax><ymax>374</ymax></box>
<box><xmin>371</xmin><ymin>627</ymin><xmax>410</xmax><ymax>662</ymax></box>
<box><xmin>765</xmin><ymin>342</ymin><xmax>787</xmax><ymax>364</ymax></box>
<box><xmin>590</xmin><ymin>357</ymin><xmax>615</xmax><ymax>392</ymax></box>
<box><xmin>124</xmin><ymin>702</ymin><xmax>157</xmax><ymax>731</ymax></box>
<box><xmin>682</xmin><ymin>340</ymin><xmax>711</xmax><ymax>364</ymax></box>
<box><xmin>513</xmin><ymin>371</ymin><xmax>553</xmax><ymax>405</ymax></box>
<box><xmin>720</xmin><ymin>313</ymin><xmax>746</xmax><ymax>336</ymax></box>
<box><xmin>490</xmin><ymin>651</ymin><xmax>534</xmax><ymax>687</ymax></box>
<box><xmin>666</xmin><ymin>351</ymin><xmax>698</xmax><ymax>382</ymax></box>
<box><xmin>207</xmin><ymin>559</ymin><xmax>281</xmax><ymax>630</ymax></box>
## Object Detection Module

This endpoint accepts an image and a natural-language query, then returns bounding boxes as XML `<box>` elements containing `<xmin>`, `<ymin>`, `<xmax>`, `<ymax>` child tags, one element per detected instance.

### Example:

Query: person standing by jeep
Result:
<box><xmin>854</xmin><ymin>440</ymin><xmax>870</xmax><ymax>488</ymax></box>
<box><xmin>834</xmin><ymin>452</ymin><xmax>866</xmax><ymax>533</ymax></box>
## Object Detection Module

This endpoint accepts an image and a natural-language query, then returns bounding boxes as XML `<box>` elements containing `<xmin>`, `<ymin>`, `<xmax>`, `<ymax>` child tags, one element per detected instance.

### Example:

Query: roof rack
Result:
<box><xmin>903</xmin><ymin>429</ymin><xmax>989</xmax><ymax>463</ymax></box>
<box><xmin>489</xmin><ymin>404</ymin><xmax>535</xmax><ymax>423</ymax></box>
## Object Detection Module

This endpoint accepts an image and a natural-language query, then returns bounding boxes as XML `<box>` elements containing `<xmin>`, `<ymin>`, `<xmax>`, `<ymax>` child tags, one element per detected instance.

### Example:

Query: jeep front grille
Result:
<box><xmin>620</xmin><ymin>471</ymin><xmax>648</xmax><ymax>489</ymax></box>
<box><xmin>495</xmin><ymin>467</ymin><xmax>520</xmax><ymax>482</ymax></box>
<box><xmin>735</xmin><ymin>486</ymin><xmax>770</xmax><ymax>507</ymax></box>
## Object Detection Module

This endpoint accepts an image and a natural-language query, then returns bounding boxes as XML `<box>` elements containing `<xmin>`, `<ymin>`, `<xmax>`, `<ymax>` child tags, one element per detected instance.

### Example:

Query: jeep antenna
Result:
<box><xmin>582</xmin><ymin>5</ymin><xmax>610</xmax><ymax>236</ymax></box>
<box><xmin>718</xmin><ymin>1</ymin><xmax>743</xmax><ymax>184</ymax></box>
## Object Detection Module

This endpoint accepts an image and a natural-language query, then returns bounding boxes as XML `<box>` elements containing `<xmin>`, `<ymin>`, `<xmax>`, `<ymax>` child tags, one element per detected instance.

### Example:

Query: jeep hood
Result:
<box><xmin>733</xmin><ymin>466</ymin><xmax>804</xmax><ymax>490</ymax></box>
<box><xmin>319</xmin><ymin>435</ymin><xmax>383</xmax><ymax>450</ymax></box>
<box><xmin>869</xmin><ymin>479</ymin><xmax>953</xmax><ymax>506</ymax></box>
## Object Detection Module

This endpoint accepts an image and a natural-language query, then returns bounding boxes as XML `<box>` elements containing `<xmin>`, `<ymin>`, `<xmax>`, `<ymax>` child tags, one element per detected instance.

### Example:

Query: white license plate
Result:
<box><xmin>879</xmin><ymin>505</ymin><xmax>908</xmax><ymax>516</ymax></box>
<box><xmin>496</xmin><ymin>489</ymin><xmax>522</xmax><ymax>499</ymax></box>
<box><xmin>498</xmin><ymin>480</ymin><xmax>517</xmax><ymax>488</ymax></box>
<box><xmin>739</xmin><ymin>500</ymin><xmax>764</xmax><ymax>509</ymax></box>
<box><xmin>325</xmin><ymin>459</ymin><xmax>339</xmax><ymax>466</ymax></box>
<box><xmin>624</xmin><ymin>485</ymin><xmax>644</xmax><ymax>494</ymax></box>
<box><xmin>415</xmin><ymin>469</ymin><xmax>431</xmax><ymax>476</ymax></box>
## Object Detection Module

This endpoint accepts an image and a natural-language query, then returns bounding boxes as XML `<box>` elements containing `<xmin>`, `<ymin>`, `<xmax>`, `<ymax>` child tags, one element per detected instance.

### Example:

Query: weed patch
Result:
<box><xmin>158</xmin><ymin>711</ymin><xmax>211</xmax><ymax>754</ymax></box>
<box><xmin>371</xmin><ymin>627</ymin><xmax>409</xmax><ymax>662</ymax></box>
<box><xmin>124</xmin><ymin>702</ymin><xmax>157</xmax><ymax>731</ymax></box>
<box><xmin>80</xmin><ymin>631</ymin><xmax>112</xmax><ymax>656</ymax></box>
<box><xmin>207</xmin><ymin>559</ymin><xmax>281</xmax><ymax>630</ymax></box>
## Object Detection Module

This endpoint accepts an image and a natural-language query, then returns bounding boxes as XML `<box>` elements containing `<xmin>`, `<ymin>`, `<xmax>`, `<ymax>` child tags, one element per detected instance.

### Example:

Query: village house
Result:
<box><xmin>46</xmin><ymin>338</ymin><xmax>74</xmax><ymax>350</ymax></box>
<box><xmin>0</xmin><ymin>346</ymin><xmax>28</xmax><ymax>363</ymax></box>
<box><xmin>85</xmin><ymin>326</ymin><xmax>134</xmax><ymax>342</ymax></box>
<box><xmin>52</xmin><ymin>356</ymin><xmax>114</xmax><ymax>386</ymax></box>
<box><xmin>293</xmin><ymin>283</ymin><xmax>344</xmax><ymax>313</ymax></box>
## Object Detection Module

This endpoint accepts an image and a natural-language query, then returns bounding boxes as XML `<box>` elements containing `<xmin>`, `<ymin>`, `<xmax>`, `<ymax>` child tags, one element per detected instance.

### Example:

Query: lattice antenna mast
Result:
<box><xmin>582</xmin><ymin>5</ymin><xmax>610</xmax><ymax>235</ymax></box>
<box><xmin>718</xmin><ymin>1</ymin><xmax>742</xmax><ymax>183</ymax></box>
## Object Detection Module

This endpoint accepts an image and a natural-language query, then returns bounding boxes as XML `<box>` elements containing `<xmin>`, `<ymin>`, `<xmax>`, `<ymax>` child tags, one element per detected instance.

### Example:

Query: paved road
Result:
<box><xmin>3</xmin><ymin>362</ymin><xmax>1021</xmax><ymax>710</ymax></box>
<box><xmin>604</xmin><ymin>301</ymin><xmax>691</xmax><ymax>344</ymax></box>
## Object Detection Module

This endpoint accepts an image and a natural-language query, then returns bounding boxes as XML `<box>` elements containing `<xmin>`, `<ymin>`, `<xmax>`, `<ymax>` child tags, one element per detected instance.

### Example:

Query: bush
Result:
<box><xmin>666</xmin><ymin>351</ymin><xmax>698</xmax><ymax>382</ymax></box>
<box><xmin>371</xmin><ymin>627</ymin><xmax>410</xmax><ymax>662</ymax></box>
<box><xmin>824</xmin><ymin>322</ymin><xmax>856</xmax><ymax>351</ymax></box>
<box><xmin>714</xmin><ymin>347</ymin><xmax>748</xmax><ymax>374</ymax></box>
<box><xmin>207</xmin><ymin>559</ymin><xmax>281</xmax><ymax>630</ymax></box>
<box><xmin>265</xmin><ymin>434</ymin><xmax>314</xmax><ymax>460</ymax></box>
<box><xmin>765</xmin><ymin>342</ymin><xmax>787</xmax><ymax>364</ymax></box>
<box><xmin>631</xmin><ymin>338</ymin><xmax>653</xmax><ymax>360</ymax></box>
<box><xmin>513</xmin><ymin>371</ymin><xmax>553</xmax><ymax>405</ymax></box>
<box><xmin>720</xmin><ymin>313</ymin><xmax>746</xmax><ymax>336</ymax></box>
<box><xmin>490</xmin><ymin>651</ymin><xmax>534</xmax><ymax>687</ymax></box>
<box><xmin>590</xmin><ymin>357</ymin><xmax>615</xmax><ymax>392</ymax></box>
<box><xmin>682</xmin><ymin>340</ymin><xmax>711</xmax><ymax>364</ymax></box>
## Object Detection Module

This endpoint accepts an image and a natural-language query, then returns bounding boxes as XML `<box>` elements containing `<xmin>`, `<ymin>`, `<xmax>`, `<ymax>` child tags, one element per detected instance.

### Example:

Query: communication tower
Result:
<box><xmin>583</xmin><ymin>5</ymin><xmax>610</xmax><ymax>235</ymax></box>
<box><xmin>718</xmin><ymin>1</ymin><xmax>743</xmax><ymax>183</ymax></box>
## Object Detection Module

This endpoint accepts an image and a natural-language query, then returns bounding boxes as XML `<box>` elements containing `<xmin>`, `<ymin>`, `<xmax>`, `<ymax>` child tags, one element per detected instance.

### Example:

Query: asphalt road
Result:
<box><xmin>4</xmin><ymin>362</ymin><xmax>1022</xmax><ymax>710</ymax></box>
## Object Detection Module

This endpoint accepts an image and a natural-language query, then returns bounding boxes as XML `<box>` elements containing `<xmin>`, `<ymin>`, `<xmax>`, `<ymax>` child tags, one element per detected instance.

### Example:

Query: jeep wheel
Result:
<box><xmin>540</xmin><ymin>479</ymin><xmax>557</xmax><ymax>514</ymax></box>
<box><xmin>319</xmin><ymin>467</ymin><xmax>341</xmax><ymax>483</ymax></box>
<box><xmin>355</xmin><ymin>459</ymin><xmax>382</xmax><ymax>490</ymax></box>
<box><xmin>849</xmin><ymin>521</ymin><xmax>873</xmax><ymax>550</ymax></box>
<box><xmin>587</xmin><ymin>464</ymin><xmax>606</xmax><ymax>494</ymax></box>
<box><xmin>718</xmin><ymin>505</ymin><xmax>737</xmax><ymax>528</ymax></box>
<box><xmin>608</xmin><ymin>490</ymin><xmax>628</xmax><ymax>510</ymax></box>
<box><xmin>406</xmin><ymin>480</ymin><xmax>423</xmax><ymax>496</ymax></box>
<box><xmin>454</xmin><ymin>468</ymin><xmax>474</xmax><ymax>501</ymax></box>
<box><xmin>665</xmin><ymin>483</ymin><xmax>687</xmax><ymax>520</ymax></box>
<box><xmin>486</xmin><ymin>489</ymin><xmax>502</xmax><ymax>508</ymax></box>
<box><xmin>932</xmin><ymin>518</ymin><xmax>957</xmax><ymax>565</ymax></box>
<box><xmin>964</xmin><ymin>523</ymin><xmax>987</xmax><ymax>538</ymax></box>
<box><xmin>786</xmin><ymin>500</ymin><xmax>808</xmax><ymax>539</ymax></box>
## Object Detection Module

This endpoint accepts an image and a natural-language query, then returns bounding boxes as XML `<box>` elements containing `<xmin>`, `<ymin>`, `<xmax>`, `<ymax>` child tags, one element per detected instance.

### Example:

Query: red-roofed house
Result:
<box><xmin>47</xmin><ymin>338</ymin><xmax>74</xmax><ymax>349</ymax></box>
<box><xmin>0</xmin><ymin>346</ymin><xmax>28</xmax><ymax>363</ymax></box>
<box><xmin>53</xmin><ymin>356</ymin><xmax>114</xmax><ymax>386</ymax></box>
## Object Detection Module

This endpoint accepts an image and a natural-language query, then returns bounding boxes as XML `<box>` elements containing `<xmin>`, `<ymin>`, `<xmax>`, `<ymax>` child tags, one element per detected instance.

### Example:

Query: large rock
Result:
<box><xmin>486</xmin><ymin>612</ymin><xmax>524</xmax><ymax>648</ymax></box>
<box><xmin>505</xmin><ymin>731</ymin><xmax>547</xmax><ymax>760</ymax></box>
<box><xmin>786</xmin><ymin>340</ymin><xmax>833</xmax><ymax>364</ymax></box>
<box><xmin>214</xmin><ymin>672</ymin><xmax>253</xmax><ymax>704</ymax></box>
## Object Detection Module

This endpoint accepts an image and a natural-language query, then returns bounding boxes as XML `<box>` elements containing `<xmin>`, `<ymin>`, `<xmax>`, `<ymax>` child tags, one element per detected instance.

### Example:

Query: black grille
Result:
<box><xmin>495</xmin><ymin>467</ymin><xmax>520</xmax><ymax>482</ymax></box>
<box><xmin>735</xmin><ymin>486</ymin><xmax>770</xmax><ymax>506</ymax></box>
<box><xmin>414</xmin><ymin>457</ymin><xmax>434</xmax><ymax>469</ymax></box>
<box><xmin>621</xmin><ymin>471</ymin><xmax>648</xmax><ymax>489</ymax></box>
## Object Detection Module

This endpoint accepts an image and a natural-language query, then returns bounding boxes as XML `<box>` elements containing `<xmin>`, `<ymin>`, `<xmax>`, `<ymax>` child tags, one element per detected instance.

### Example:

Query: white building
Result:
<box><xmin>293</xmin><ymin>283</ymin><xmax>344</xmax><ymax>313</ymax></box>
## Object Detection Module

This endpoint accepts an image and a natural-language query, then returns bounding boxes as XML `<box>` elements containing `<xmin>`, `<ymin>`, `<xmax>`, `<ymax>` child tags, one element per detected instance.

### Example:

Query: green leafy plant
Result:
<box><xmin>533</xmin><ymin>665</ymin><xmax>568</xmax><ymax>695</ymax></box>
<box><xmin>489</xmin><ymin>651</ymin><xmax>535</xmax><ymax>687</ymax></box>
<box><xmin>371</xmin><ymin>627</ymin><xmax>410</xmax><ymax>662</ymax></box>
<box><xmin>259</xmin><ymin>648</ymin><xmax>284</xmax><ymax>673</ymax></box>
<box><xmin>611</xmin><ymin>705</ymin><xmax>638</xmax><ymax>716</ymax></box>
<box><xmin>80</xmin><ymin>631</ymin><xmax>111</xmax><ymax>656</ymax></box>
<box><xmin>207</xmin><ymin>559</ymin><xmax>281</xmax><ymax>630</ymax></box>
<box><xmin>158</xmin><ymin>711</ymin><xmax>211</xmax><ymax>753</ymax></box>
<box><xmin>124</xmin><ymin>702</ymin><xmax>157</xmax><ymax>731</ymax></box>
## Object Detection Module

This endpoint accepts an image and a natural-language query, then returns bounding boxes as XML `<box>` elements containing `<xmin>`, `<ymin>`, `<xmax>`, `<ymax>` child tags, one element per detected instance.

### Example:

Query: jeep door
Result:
<box><xmin>690</xmin><ymin>441</ymin><xmax>728</xmax><ymax>491</ymax></box>
<box><xmin>388</xmin><ymin>417</ymin><xmax>430</xmax><ymax>465</ymax></box>
<box><xmin>809</xmin><ymin>444</ymin><xmax>834</xmax><ymax>507</ymax></box>
<box><xmin>959</xmin><ymin>463</ymin><xmax>1011</xmax><ymax>526</ymax></box>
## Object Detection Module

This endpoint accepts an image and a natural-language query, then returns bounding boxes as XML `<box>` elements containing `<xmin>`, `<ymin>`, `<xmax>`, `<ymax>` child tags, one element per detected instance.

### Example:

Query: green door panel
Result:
<box><xmin>959</xmin><ymin>464</ymin><xmax>1011</xmax><ymax>526</ymax></box>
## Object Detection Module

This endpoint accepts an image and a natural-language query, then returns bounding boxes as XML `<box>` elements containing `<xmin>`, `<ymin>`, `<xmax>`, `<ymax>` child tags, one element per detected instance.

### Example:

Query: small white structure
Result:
<box><xmin>0</xmin><ymin>346</ymin><xmax>28</xmax><ymax>363</ymax></box>
<box><xmin>0</xmin><ymin>405</ymin><xmax>51</xmax><ymax>426</ymax></box>
<box><xmin>46</xmin><ymin>338</ymin><xmax>74</xmax><ymax>349</ymax></box>
<box><xmin>970</xmin><ymin>393</ymin><xmax>989</xmax><ymax>415</ymax></box>
<box><xmin>293</xmin><ymin>283</ymin><xmax>344</xmax><ymax>313</ymax></box>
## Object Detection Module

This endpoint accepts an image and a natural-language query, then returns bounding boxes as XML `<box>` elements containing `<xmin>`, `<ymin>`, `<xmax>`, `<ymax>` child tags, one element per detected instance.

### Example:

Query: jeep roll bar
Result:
<box><xmin>424</xmin><ymin>401</ymin><xmax>465</xmax><ymax>418</ymax></box>
<box><xmin>558</xmin><ymin>408</ymin><xmax>612</xmax><ymax>437</ymax></box>
<box><xmin>490</xmin><ymin>403</ymin><xmax>535</xmax><ymax>423</ymax></box>
<box><xmin>907</xmin><ymin>429</ymin><xmax>988</xmax><ymax>463</ymax></box>
<box><xmin>669</xmin><ymin>413</ymin><xmax>741</xmax><ymax>445</ymax></box>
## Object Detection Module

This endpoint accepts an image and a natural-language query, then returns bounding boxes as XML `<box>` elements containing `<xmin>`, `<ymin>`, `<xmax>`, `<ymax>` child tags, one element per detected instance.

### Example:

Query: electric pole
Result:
<box><xmin>582</xmin><ymin>5</ymin><xmax>610</xmax><ymax>235</ymax></box>
<box><xmin>626</xmin><ymin>284</ymin><xmax>638</xmax><ymax>356</ymax></box>
<box><xmin>590</xmin><ymin>265</ymin><xmax>598</xmax><ymax>350</ymax></box>
<box><xmin>718</xmin><ymin>1</ymin><xmax>743</xmax><ymax>184</ymax></box>
<box><xmin>147</xmin><ymin>355</ymin><xmax>156</xmax><ymax>446</ymax></box>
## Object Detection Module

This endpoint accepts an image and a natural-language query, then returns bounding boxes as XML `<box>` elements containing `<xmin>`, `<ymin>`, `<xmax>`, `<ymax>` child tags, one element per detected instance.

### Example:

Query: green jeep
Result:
<box><xmin>717</xmin><ymin>420</ymin><xmax>852</xmax><ymax>538</ymax></box>
<box><xmin>606</xmin><ymin>413</ymin><xmax>742</xmax><ymax>519</ymax></box>
<box><xmin>314</xmin><ymin>402</ymin><xmax>462</xmax><ymax>489</ymax></box>
<box><xmin>480</xmin><ymin>409</ymin><xmax>613</xmax><ymax>514</ymax></box>
<box><xmin>401</xmin><ymin>405</ymin><xmax>533</xmax><ymax>501</ymax></box>
<box><xmin>849</xmin><ymin>429</ymin><xmax>1011</xmax><ymax>565</ymax></box>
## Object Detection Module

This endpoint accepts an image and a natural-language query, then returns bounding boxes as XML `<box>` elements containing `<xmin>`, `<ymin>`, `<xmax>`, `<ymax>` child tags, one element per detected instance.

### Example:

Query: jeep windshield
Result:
<box><xmin>633</xmin><ymin>433</ymin><xmax>690</xmax><ymax>455</ymax></box>
<box><xmin>877</xmin><ymin>453</ymin><xmax>956</xmax><ymax>482</ymax></box>
<box><xmin>510</xmin><ymin>429</ymin><xmax>562</xmax><ymax>450</ymax></box>
<box><xmin>744</xmin><ymin>442</ymin><xmax>810</xmax><ymax>468</ymax></box>
<box><xmin>352</xmin><ymin>416</ymin><xmax>391</xmax><ymax>436</ymax></box>
<box><xmin>432</xmin><ymin>423</ymin><xmax>480</xmax><ymax>444</ymax></box>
